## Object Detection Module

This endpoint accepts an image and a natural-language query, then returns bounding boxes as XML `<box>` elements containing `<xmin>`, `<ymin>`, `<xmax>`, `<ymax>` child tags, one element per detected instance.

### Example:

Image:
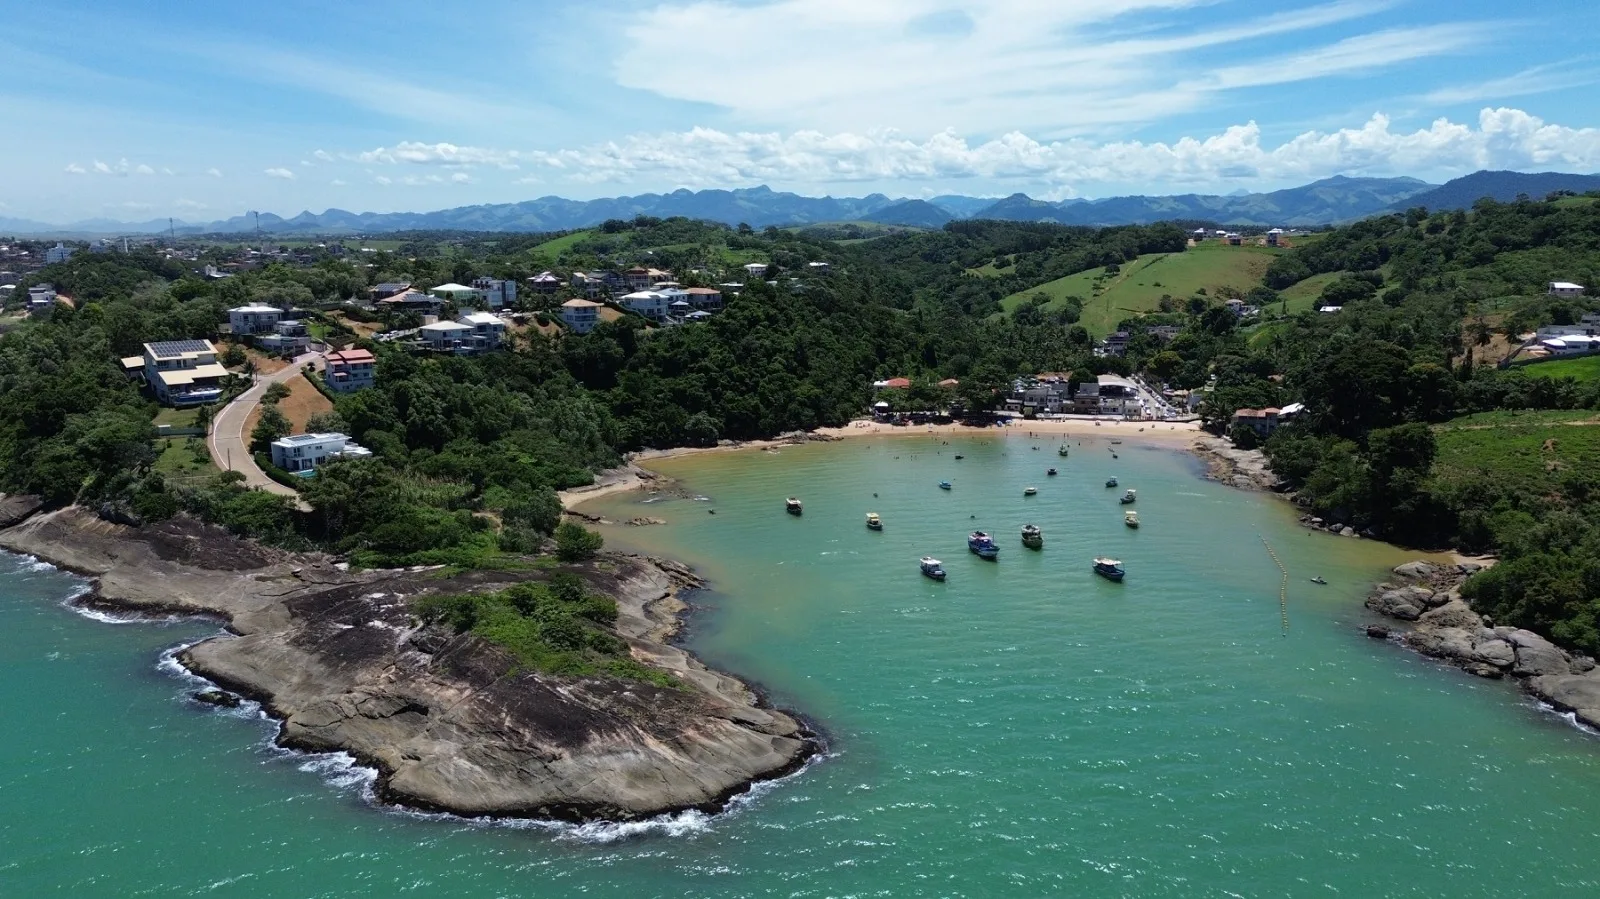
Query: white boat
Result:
<box><xmin>785</xmin><ymin>497</ymin><xmax>803</xmax><ymax>515</ymax></box>
<box><xmin>1023</xmin><ymin>486</ymin><xmax>1037</xmax><ymax>496</ymax></box>
<box><xmin>1124</xmin><ymin>511</ymin><xmax>1139</xmax><ymax>529</ymax></box>
<box><xmin>920</xmin><ymin>557</ymin><xmax>947</xmax><ymax>580</ymax></box>
<box><xmin>866</xmin><ymin>512</ymin><xmax>883</xmax><ymax>531</ymax></box>
<box><xmin>1119</xmin><ymin>489</ymin><xmax>1137</xmax><ymax>505</ymax></box>
<box><xmin>1021</xmin><ymin>524</ymin><xmax>1043</xmax><ymax>548</ymax></box>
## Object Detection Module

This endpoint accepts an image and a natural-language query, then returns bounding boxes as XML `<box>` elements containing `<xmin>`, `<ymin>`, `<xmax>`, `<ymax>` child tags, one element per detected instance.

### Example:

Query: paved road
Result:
<box><xmin>208</xmin><ymin>351</ymin><xmax>322</xmax><ymax>502</ymax></box>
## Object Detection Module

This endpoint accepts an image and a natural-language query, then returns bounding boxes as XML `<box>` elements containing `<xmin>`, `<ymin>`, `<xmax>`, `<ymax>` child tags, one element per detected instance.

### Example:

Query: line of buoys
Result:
<box><xmin>1260</xmin><ymin>534</ymin><xmax>1289</xmax><ymax>635</ymax></box>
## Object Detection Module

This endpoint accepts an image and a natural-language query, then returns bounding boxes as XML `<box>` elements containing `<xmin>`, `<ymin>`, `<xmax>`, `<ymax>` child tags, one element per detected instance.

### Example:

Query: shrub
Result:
<box><xmin>554</xmin><ymin>521</ymin><xmax>603</xmax><ymax>561</ymax></box>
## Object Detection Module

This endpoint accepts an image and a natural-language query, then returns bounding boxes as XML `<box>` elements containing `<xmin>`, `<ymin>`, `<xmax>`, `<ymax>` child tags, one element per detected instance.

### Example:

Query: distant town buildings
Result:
<box><xmin>269</xmin><ymin>432</ymin><xmax>372</xmax><ymax>474</ymax></box>
<box><xmin>44</xmin><ymin>242</ymin><xmax>74</xmax><ymax>264</ymax></box>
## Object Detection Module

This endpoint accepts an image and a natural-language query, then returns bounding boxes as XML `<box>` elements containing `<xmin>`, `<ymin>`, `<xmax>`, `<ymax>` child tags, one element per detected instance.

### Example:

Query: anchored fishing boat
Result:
<box><xmin>968</xmin><ymin>531</ymin><xmax>999</xmax><ymax>559</ymax></box>
<box><xmin>1021</xmin><ymin>524</ymin><xmax>1043</xmax><ymax>548</ymax></box>
<box><xmin>921</xmin><ymin>557</ymin><xmax>947</xmax><ymax>581</ymax></box>
<box><xmin>1119</xmin><ymin>489</ymin><xmax>1137</xmax><ymax>505</ymax></box>
<box><xmin>1093</xmin><ymin>557</ymin><xmax>1126</xmax><ymax>581</ymax></box>
<box><xmin>1058</xmin><ymin>445</ymin><xmax>1070</xmax><ymax>457</ymax></box>
<box><xmin>1124</xmin><ymin>510</ymin><xmax>1139</xmax><ymax>529</ymax></box>
<box><xmin>785</xmin><ymin>497</ymin><xmax>803</xmax><ymax>516</ymax></box>
<box><xmin>866</xmin><ymin>512</ymin><xmax>883</xmax><ymax>531</ymax></box>
<box><xmin>939</xmin><ymin>481</ymin><xmax>952</xmax><ymax>490</ymax></box>
<box><xmin>1023</xmin><ymin>486</ymin><xmax>1037</xmax><ymax>496</ymax></box>
<box><xmin>1105</xmin><ymin>477</ymin><xmax>1118</xmax><ymax>488</ymax></box>
<box><xmin>1046</xmin><ymin>467</ymin><xmax>1057</xmax><ymax>476</ymax></box>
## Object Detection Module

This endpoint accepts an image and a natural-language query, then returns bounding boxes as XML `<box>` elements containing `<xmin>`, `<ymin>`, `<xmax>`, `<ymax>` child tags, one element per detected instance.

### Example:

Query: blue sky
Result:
<box><xmin>4</xmin><ymin>0</ymin><xmax>1600</xmax><ymax>223</ymax></box>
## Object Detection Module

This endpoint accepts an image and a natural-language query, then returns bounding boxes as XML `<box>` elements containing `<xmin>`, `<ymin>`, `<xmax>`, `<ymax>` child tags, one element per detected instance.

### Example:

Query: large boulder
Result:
<box><xmin>1405</xmin><ymin>627</ymin><xmax>1476</xmax><ymax>664</ymax></box>
<box><xmin>1366</xmin><ymin>586</ymin><xmax>1434</xmax><ymax>621</ymax></box>
<box><xmin>1506</xmin><ymin>630</ymin><xmax>1572</xmax><ymax>677</ymax></box>
<box><xmin>1418</xmin><ymin>600</ymin><xmax>1482</xmax><ymax>631</ymax></box>
<box><xmin>1527</xmin><ymin>673</ymin><xmax>1600</xmax><ymax>730</ymax></box>
<box><xmin>1394</xmin><ymin>561</ymin><xmax>1439</xmax><ymax>580</ymax></box>
<box><xmin>0</xmin><ymin>494</ymin><xmax>43</xmax><ymax>529</ymax></box>
<box><xmin>1473</xmin><ymin>639</ymin><xmax>1516</xmax><ymax>669</ymax></box>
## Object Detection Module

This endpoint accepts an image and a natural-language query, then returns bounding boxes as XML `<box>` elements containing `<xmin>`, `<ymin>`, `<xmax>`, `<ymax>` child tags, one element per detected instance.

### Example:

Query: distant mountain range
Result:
<box><xmin>6</xmin><ymin>170</ymin><xmax>1599</xmax><ymax>237</ymax></box>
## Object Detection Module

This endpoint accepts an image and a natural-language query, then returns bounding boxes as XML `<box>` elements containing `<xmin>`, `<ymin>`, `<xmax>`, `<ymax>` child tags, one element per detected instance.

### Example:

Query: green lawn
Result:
<box><xmin>153</xmin><ymin>406</ymin><xmax>204</xmax><ymax>428</ymax></box>
<box><xmin>1432</xmin><ymin>410</ymin><xmax>1600</xmax><ymax>497</ymax></box>
<box><xmin>1278</xmin><ymin>271</ymin><xmax>1344</xmax><ymax>314</ymax></box>
<box><xmin>153</xmin><ymin>437</ymin><xmax>218</xmax><ymax>480</ymax></box>
<box><xmin>966</xmin><ymin>257</ymin><xmax>1015</xmax><ymax>278</ymax></box>
<box><xmin>1521</xmin><ymin>354</ymin><xmax>1600</xmax><ymax>381</ymax></box>
<box><xmin>1001</xmin><ymin>242</ymin><xmax>1286</xmax><ymax>335</ymax></box>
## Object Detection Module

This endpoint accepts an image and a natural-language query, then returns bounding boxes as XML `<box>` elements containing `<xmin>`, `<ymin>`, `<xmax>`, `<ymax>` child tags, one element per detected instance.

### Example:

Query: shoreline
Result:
<box><xmin>0</xmin><ymin>506</ymin><xmax>819</xmax><ymax>824</ymax></box>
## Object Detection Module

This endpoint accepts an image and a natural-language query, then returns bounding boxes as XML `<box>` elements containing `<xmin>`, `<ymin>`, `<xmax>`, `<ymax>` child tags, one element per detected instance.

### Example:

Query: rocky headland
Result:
<box><xmin>1191</xmin><ymin>436</ymin><xmax>1281</xmax><ymax>492</ymax></box>
<box><xmin>1365</xmin><ymin>560</ymin><xmax>1600</xmax><ymax>730</ymax></box>
<box><xmin>0</xmin><ymin>505</ymin><xmax>816</xmax><ymax>822</ymax></box>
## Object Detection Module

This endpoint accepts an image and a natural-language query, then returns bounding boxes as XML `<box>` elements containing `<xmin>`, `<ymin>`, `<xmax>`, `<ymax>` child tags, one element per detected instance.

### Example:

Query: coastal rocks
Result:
<box><xmin>193</xmin><ymin>689</ymin><xmax>242</xmax><ymax>708</ymax></box>
<box><xmin>1191</xmin><ymin>437</ymin><xmax>1281</xmax><ymax>491</ymax></box>
<box><xmin>1394</xmin><ymin>561</ymin><xmax>1439</xmax><ymax>580</ymax></box>
<box><xmin>1365</xmin><ymin>625</ymin><xmax>1391</xmax><ymax>639</ymax></box>
<box><xmin>0</xmin><ymin>507</ymin><xmax>817</xmax><ymax>823</ymax></box>
<box><xmin>1505</xmin><ymin>630</ymin><xmax>1572</xmax><ymax>677</ymax></box>
<box><xmin>0</xmin><ymin>494</ymin><xmax>42</xmax><ymax>529</ymax></box>
<box><xmin>1366</xmin><ymin>585</ymin><xmax>1435</xmax><ymax>621</ymax></box>
<box><xmin>625</xmin><ymin>517</ymin><xmax>666</xmax><ymax>527</ymax></box>
<box><xmin>1526</xmin><ymin>673</ymin><xmax>1600</xmax><ymax>730</ymax></box>
<box><xmin>1418</xmin><ymin>599</ymin><xmax>1481</xmax><ymax>630</ymax></box>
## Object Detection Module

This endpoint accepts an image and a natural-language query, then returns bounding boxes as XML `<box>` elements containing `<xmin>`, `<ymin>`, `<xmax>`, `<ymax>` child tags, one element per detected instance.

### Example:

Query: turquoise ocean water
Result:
<box><xmin>4</xmin><ymin>434</ymin><xmax>1600</xmax><ymax>897</ymax></box>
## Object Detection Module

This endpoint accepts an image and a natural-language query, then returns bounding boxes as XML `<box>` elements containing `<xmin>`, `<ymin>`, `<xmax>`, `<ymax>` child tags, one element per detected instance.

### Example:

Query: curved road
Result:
<box><xmin>208</xmin><ymin>351</ymin><xmax>322</xmax><ymax>502</ymax></box>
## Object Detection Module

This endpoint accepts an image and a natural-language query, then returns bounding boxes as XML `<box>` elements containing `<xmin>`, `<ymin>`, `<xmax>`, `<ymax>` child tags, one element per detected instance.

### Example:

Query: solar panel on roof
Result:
<box><xmin>148</xmin><ymin>339</ymin><xmax>212</xmax><ymax>356</ymax></box>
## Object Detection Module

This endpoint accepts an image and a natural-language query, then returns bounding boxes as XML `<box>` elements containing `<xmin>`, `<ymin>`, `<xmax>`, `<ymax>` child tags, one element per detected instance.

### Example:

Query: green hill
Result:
<box><xmin>1001</xmin><ymin>242</ymin><xmax>1286</xmax><ymax>334</ymax></box>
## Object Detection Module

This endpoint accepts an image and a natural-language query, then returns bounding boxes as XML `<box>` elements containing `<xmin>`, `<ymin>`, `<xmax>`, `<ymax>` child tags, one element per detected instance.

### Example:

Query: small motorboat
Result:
<box><xmin>785</xmin><ymin>497</ymin><xmax>803</xmax><ymax>516</ymax></box>
<box><xmin>921</xmin><ymin>557</ymin><xmax>947</xmax><ymax>581</ymax></box>
<box><xmin>968</xmin><ymin>531</ymin><xmax>999</xmax><ymax>560</ymax></box>
<box><xmin>1119</xmin><ymin>489</ymin><xmax>1137</xmax><ymax>505</ymax></box>
<box><xmin>938</xmin><ymin>481</ymin><xmax>952</xmax><ymax>490</ymax></box>
<box><xmin>1021</xmin><ymin>524</ymin><xmax>1043</xmax><ymax>548</ymax></box>
<box><xmin>866</xmin><ymin>512</ymin><xmax>883</xmax><ymax>531</ymax></box>
<box><xmin>1124</xmin><ymin>511</ymin><xmax>1139</xmax><ymax>529</ymax></box>
<box><xmin>1046</xmin><ymin>468</ymin><xmax>1058</xmax><ymax>476</ymax></box>
<box><xmin>1023</xmin><ymin>486</ymin><xmax>1037</xmax><ymax>496</ymax></box>
<box><xmin>954</xmin><ymin>454</ymin><xmax>965</xmax><ymax>460</ymax></box>
<box><xmin>1093</xmin><ymin>557</ymin><xmax>1126</xmax><ymax>581</ymax></box>
<box><xmin>1105</xmin><ymin>477</ymin><xmax>1118</xmax><ymax>488</ymax></box>
<box><xmin>1310</xmin><ymin>576</ymin><xmax>1327</xmax><ymax>585</ymax></box>
<box><xmin>1058</xmin><ymin>445</ymin><xmax>1069</xmax><ymax>457</ymax></box>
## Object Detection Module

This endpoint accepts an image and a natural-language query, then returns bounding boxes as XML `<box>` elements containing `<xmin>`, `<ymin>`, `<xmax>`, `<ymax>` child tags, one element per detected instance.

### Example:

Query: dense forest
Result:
<box><xmin>8</xmin><ymin>197</ymin><xmax>1600</xmax><ymax>651</ymax></box>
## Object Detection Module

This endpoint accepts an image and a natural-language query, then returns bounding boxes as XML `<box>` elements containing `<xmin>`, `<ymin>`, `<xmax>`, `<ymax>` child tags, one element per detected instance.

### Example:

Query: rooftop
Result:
<box><xmin>326</xmin><ymin>348</ymin><xmax>375</xmax><ymax>364</ymax></box>
<box><xmin>563</xmin><ymin>299</ymin><xmax>602</xmax><ymax>308</ymax></box>
<box><xmin>420</xmin><ymin>321</ymin><xmax>472</xmax><ymax>332</ymax></box>
<box><xmin>229</xmin><ymin>304</ymin><xmax>281</xmax><ymax>314</ymax></box>
<box><xmin>429</xmin><ymin>282</ymin><xmax>477</xmax><ymax>293</ymax></box>
<box><xmin>146</xmin><ymin>339</ymin><xmax>217</xmax><ymax>360</ymax></box>
<box><xmin>460</xmin><ymin>312</ymin><xmax>501</xmax><ymax>325</ymax></box>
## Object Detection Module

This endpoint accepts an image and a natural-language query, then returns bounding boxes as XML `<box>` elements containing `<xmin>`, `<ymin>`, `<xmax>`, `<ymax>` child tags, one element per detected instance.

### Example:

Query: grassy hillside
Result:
<box><xmin>1278</xmin><ymin>271</ymin><xmax>1344</xmax><ymax>314</ymax></box>
<box><xmin>1431</xmin><ymin>410</ymin><xmax>1600</xmax><ymax>497</ymax></box>
<box><xmin>1001</xmin><ymin>242</ymin><xmax>1287</xmax><ymax>334</ymax></box>
<box><xmin>1521</xmin><ymin>355</ymin><xmax>1600</xmax><ymax>381</ymax></box>
<box><xmin>531</xmin><ymin>230</ymin><xmax>594</xmax><ymax>256</ymax></box>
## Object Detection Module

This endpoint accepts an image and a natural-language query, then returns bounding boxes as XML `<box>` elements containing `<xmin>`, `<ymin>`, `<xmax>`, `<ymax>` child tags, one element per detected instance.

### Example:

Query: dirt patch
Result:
<box><xmin>329</xmin><ymin>312</ymin><xmax>384</xmax><ymax>338</ymax></box>
<box><xmin>244</xmin><ymin>373</ymin><xmax>335</xmax><ymax>439</ymax></box>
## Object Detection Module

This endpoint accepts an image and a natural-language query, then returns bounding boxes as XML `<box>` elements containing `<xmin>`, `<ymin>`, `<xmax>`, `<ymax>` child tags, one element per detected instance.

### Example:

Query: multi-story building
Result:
<box><xmin>561</xmin><ymin>298</ymin><xmax>602</xmax><ymax>334</ymax></box>
<box><xmin>324</xmin><ymin>348</ymin><xmax>376</xmax><ymax>393</ymax></box>
<box><xmin>685</xmin><ymin>287</ymin><xmax>724</xmax><ymax>310</ymax></box>
<box><xmin>257</xmin><ymin>320</ymin><xmax>309</xmax><ymax>354</ymax></box>
<box><xmin>228</xmin><ymin>304</ymin><xmax>283</xmax><ymax>335</ymax></box>
<box><xmin>269</xmin><ymin>432</ymin><xmax>373</xmax><ymax>473</ymax></box>
<box><xmin>417</xmin><ymin>312</ymin><xmax>505</xmax><ymax>354</ymax></box>
<box><xmin>44</xmin><ymin>243</ymin><xmax>74</xmax><ymax>264</ymax></box>
<box><xmin>121</xmin><ymin>339</ymin><xmax>228</xmax><ymax>406</ymax></box>
<box><xmin>472</xmin><ymin>277</ymin><xmax>519</xmax><ymax>310</ymax></box>
<box><xmin>620</xmin><ymin>290</ymin><xmax>674</xmax><ymax>322</ymax></box>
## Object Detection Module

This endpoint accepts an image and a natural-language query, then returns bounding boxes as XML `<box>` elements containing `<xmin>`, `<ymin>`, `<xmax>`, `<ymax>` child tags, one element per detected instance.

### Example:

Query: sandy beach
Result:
<box><xmin>561</xmin><ymin>417</ymin><xmax>1205</xmax><ymax>509</ymax></box>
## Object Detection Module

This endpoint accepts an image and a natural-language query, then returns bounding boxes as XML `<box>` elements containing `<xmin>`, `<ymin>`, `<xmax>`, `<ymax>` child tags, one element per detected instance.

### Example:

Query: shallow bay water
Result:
<box><xmin>3</xmin><ymin>434</ymin><xmax>1600</xmax><ymax>897</ymax></box>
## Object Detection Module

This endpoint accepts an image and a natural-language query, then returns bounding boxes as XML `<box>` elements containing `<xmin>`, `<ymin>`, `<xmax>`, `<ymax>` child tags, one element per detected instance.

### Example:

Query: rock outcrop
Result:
<box><xmin>1366</xmin><ymin>558</ymin><xmax>1600</xmax><ymax>728</ymax></box>
<box><xmin>0</xmin><ymin>507</ymin><xmax>816</xmax><ymax>822</ymax></box>
<box><xmin>1191</xmin><ymin>437</ymin><xmax>1281</xmax><ymax>491</ymax></box>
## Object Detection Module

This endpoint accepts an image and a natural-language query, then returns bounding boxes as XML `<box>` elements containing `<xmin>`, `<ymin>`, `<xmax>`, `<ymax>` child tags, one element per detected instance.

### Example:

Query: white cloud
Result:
<box><xmin>300</xmin><ymin>159</ymin><xmax>314</xmax><ymax>167</ymax></box>
<box><xmin>134</xmin><ymin>164</ymin><xmax>156</xmax><ymax>175</ymax></box>
<box><xmin>486</xmin><ymin>108</ymin><xmax>1600</xmax><ymax>193</ymax></box>
<box><xmin>112</xmin><ymin>201</ymin><xmax>154</xmax><ymax>211</ymax></box>
<box><xmin>613</xmin><ymin>0</ymin><xmax>1489</xmax><ymax>134</ymax></box>
<box><xmin>264</xmin><ymin>167</ymin><xmax>296</xmax><ymax>180</ymax></box>
<box><xmin>92</xmin><ymin>160</ymin><xmax>113</xmax><ymax>174</ymax></box>
<box><xmin>450</xmin><ymin>172</ymin><xmax>473</xmax><ymax>184</ymax></box>
<box><xmin>206</xmin><ymin>167</ymin><xmax>223</xmax><ymax>178</ymax></box>
<box><xmin>161</xmin><ymin>167</ymin><xmax>175</xmax><ymax>175</ymax></box>
<box><xmin>175</xmin><ymin>198</ymin><xmax>208</xmax><ymax>210</ymax></box>
<box><xmin>1420</xmin><ymin>63</ymin><xmax>1600</xmax><ymax>106</ymax></box>
<box><xmin>64</xmin><ymin>163</ymin><xmax>87</xmax><ymax>174</ymax></box>
<box><xmin>355</xmin><ymin>141</ymin><xmax>519</xmax><ymax>167</ymax></box>
<box><xmin>374</xmin><ymin>175</ymin><xmax>392</xmax><ymax>185</ymax></box>
<box><xmin>330</xmin><ymin>178</ymin><xmax>347</xmax><ymax>186</ymax></box>
<box><xmin>87</xmin><ymin>158</ymin><xmax>156</xmax><ymax>177</ymax></box>
<box><xmin>313</xmin><ymin>149</ymin><xmax>334</xmax><ymax>162</ymax></box>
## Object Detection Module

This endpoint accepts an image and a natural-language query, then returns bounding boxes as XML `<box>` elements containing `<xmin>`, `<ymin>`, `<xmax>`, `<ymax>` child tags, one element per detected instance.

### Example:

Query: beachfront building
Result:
<box><xmin>122</xmin><ymin>339</ymin><xmax>228</xmax><ymax>407</ymax></box>
<box><xmin>1232</xmin><ymin>402</ymin><xmax>1303</xmax><ymax>439</ymax></box>
<box><xmin>561</xmin><ymin>298</ymin><xmax>602</xmax><ymax>333</ymax></box>
<box><xmin>324</xmin><ymin>348</ymin><xmax>376</xmax><ymax>393</ymax></box>
<box><xmin>269</xmin><ymin>432</ymin><xmax>373</xmax><ymax>474</ymax></box>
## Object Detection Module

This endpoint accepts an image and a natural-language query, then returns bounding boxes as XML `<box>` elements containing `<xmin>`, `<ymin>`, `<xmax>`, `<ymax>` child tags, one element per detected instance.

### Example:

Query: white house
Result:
<box><xmin>121</xmin><ymin>339</ymin><xmax>228</xmax><ymax>406</ymax></box>
<box><xmin>1266</xmin><ymin>228</ymin><xmax>1284</xmax><ymax>246</ymax></box>
<box><xmin>269</xmin><ymin>432</ymin><xmax>373</xmax><ymax>474</ymax></box>
<box><xmin>428</xmin><ymin>282</ymin><xmax>484</xmax><ymax>307</ymax></box>
<box><xmin>324</xmin><ymin>348</ymin><xmax>376</xmax><ymax>393</ymax></box>
<box><xmin>472</xmin><ymin>277</ymin><xmax>518</xmax><ymax>310</ymax></box>
<box><xmin>807</xmin><ymin>261</ymin><xmax>831</xmax><ymax>275</ymax></box>
<box><xmin>257</xmin><ymin>320</ymin><xmax>310</xmax><ymax>354</ymax></box>
<box><xmin>620</xmin><ymin>290</ymin><xmax>672</xmax><ymax>322</ymax></box>
<box><xmin>743</xmin><ymin>262</ymin><xmax>769</xmax><ymax>278</ymax></box>
<box><xmin>44</xmin><ymin>242</ymin><xmax>74</xmax><ymax>264</ymax></box>
<box><xmin>561</xmin><ymin>298</ymin><xmax>602</xmax><ymax>334</ymax></box>
<box><xmin>1549</xmin><ymin>281</ymin><xmax>1587</xmax><ymax>299</ymax></box>
<box><xmin>27</xmin><ymin>285</ymin><xmax>57</xmax><ymax>319</ymax></box>
<box><xmin>228</xmin><ymin>304</ymin><xmax>284</xmax><ymax>335</ymax></box>
<box><xmin>418</xmin><ymin>312</ymin><xmax>504</xmax><ymax>354</ymax></box>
